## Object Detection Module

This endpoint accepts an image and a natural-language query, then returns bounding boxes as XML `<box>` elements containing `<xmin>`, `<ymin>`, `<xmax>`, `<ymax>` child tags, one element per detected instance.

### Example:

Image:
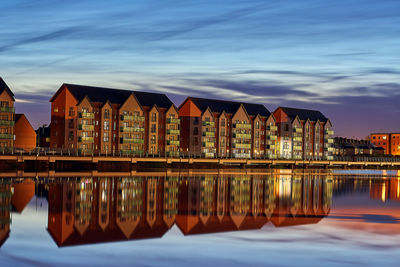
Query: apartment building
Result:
<box><xmin>0</xmin><ymin>78</ymin><xmax>15</xmax><ymax>150</ymax></box>
<box><xmin>273</xmin><ymin>107</ymin><xmax>333</xmax><ymax>160</ymax></box>
<box><xmin>14</xmin><ymin>114</ymin><xmax>37</xmax><ymax>152</ymax></box>
<box><xmin>178</xmin><ymin>97</ymin><xmax>277</xmax><ymax>158</ymax></box>
<box><xmin>369</xmin><ymin>133</ymin><xmax>400</xmax><ymax>156</ymax></box>
<box><xmin>49</xmin><ymin>84</ymin><xmax>179</xmax><ymax>155</ymax></box>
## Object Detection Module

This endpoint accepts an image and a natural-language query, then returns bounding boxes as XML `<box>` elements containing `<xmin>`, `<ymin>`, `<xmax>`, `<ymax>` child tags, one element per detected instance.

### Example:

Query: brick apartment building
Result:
<box><xmin>369</xmin><ymin>133</ymin><xmax>400</xmax><ymax>155</ymax></box>
<box><xmin>178</xmin><ymin>97</ymin><xmax>277</xmax><ymax>158</ymax></box>
<box><xmin>273</xmin><ymin>107</ymin><xmax>334</xmax><ymax>160</ymax></box>
<box><xmin>49</xmin><ymin>84</ymin><xmax>180</xmax><ymax>155</ymax></box>
<box><xmin>14</xmin><ymin>114</ymin><xmax>37</xmax><ymax>152</ymax></box>
<box><xmin>0</xmin><ymin>78</ymin><xmax>15</xmax><ymax>150</ymax></box>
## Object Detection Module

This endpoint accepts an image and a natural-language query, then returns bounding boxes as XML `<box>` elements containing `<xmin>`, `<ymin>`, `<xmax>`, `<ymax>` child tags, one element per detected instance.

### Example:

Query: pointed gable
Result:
<box><xmin>0</xmin><ymin>77</ymin><xmax>15</xmax><ymax>101</ymax></box>
<box><xmin>279</xmin><ymin>107</ymin><xmax>328</xmax><ymax>122</ymax></box>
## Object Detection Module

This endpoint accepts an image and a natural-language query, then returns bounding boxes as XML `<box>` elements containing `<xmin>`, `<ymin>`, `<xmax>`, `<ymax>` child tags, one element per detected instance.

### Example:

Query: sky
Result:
<box><xmin>1</xmin><ymin>0</ymin><xmax>400</xmax><ymax>138</ymax></box>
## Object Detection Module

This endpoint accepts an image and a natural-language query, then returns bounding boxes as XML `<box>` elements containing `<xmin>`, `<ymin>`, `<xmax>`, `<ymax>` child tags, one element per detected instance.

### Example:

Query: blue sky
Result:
<box><xmin>1</xmin><ymin>0</ymin><xmax>400</xmax><ymax>137</ymax></box>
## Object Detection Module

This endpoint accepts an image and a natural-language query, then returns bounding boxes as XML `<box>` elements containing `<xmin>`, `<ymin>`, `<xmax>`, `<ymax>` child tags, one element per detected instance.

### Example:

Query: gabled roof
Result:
<box><xmin>0</xmin><ymin>77</ymin><xmax>15</xmax><ymax>100</ymax></box>
<box><xmin>185</xmin><ymin>97</ymin><xmax>270</xmax><ymax>117</ymax></box>
<box><xmin>278</xmin><ymin>107</ymin><xmax>328</xmax><ymax>122</ymax></box>
<box><xmin>51</xmin><ymin>83</ymin><xmax>173</xmax><ymax>109</ymax></box>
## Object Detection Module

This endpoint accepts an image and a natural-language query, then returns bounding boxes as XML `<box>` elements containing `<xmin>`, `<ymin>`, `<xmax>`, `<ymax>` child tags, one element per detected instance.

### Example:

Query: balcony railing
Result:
<box><xmin>0</xmin><ymin>106</ymin><xmax>15</xmax><ymax>113</ymax></box>
<box><xmin>78</xmin><ymin>136</ymin><xmax>94</xmax><ymax>143</ymax></box>
<box><xmin>233</xmin><ymin>133</ymin><xmax>251</xmax><ymax>139</ymax></box>
<box><xmin>267</xmin><ymin>125</ymin><xmax>278</xmax><ymax>131</ymax></box>
<box><xmin>293</xmin><ymin>127</ymin><xmax>303</xmax><ymax>133</ymax></box>
<box><xmin>167</xmin><ymin>129</ymin><xmax>180</xmax><ymax>134</ymax></box>
<box><xmin>326</xmin><ymin>138</ymin><xmax>334</xmax><ymax>144</ymax></box>
<box><xmin>167</xmin><ymin>140</ymin><xmax>180</xmax><ymax>146</ymax></box>
<box><xmin>120</xmin><ymin>115</ymin><xmax>145</xmax><ymax>121</ymax></box>
<box><xmin>79</xmin><ymin>112</ymin><xmax>94</xmax><ymax>119</ymax></box>
<box><xmin>202</xmin><ymin>152</ymin><xmax>215</xmax><ymax>158</ymax></box>
<box><xmin>120</xmin><ymin>138</ymin><xmax>144</xmax><ymax>144</ymax></box>
<box><xmin>78</xmin><ymin>124</ymin><xmax>94</xmax><ymax>131</ymax></box>
<box><xmin>167</xmin><ymin>151</ymin><xmax>180</xmax><ymax>157</ymax></box>
<box><xmin>0</xmin><ymin>133</ymin><xmax>13</xmax><ymax>139</ymax></box>
<box><xmin>120</xmin><ymin>126</ymin><xmax>144</xmax><ymax>132</ymax></box>
<box><xmin>167</xmin><ymin>118</ymin><xmax>180</xmax><ymax>124</ymax></box>
<box><xmin>293</xmin><ymin>145</ymin><xmax>302</xmax><ymax>151</ymax></box>
<box><xmin>233</xmin><ymin>153</ymin><xmax>251</xmax><ymax>158</ymax></box>
<box><xmin>266</xmin><ymin>145</ymin><xmax>276</xmax><ymax>150</ymax></box>
<box><xmin>0</xmin><ymin>120</ymin><xmax>15</xmax><ymax>126</ymax></box>
<box><xmin>233</xmin><ymin>143</ymin><xmax>251</xmax><ymax>149</ymax></box>
<box><xmin>202</xmin><ymin>142</ymin><xmax>214</xmax><ymax>148</ymax></box>
<box><xmin>325</xmin><ymin>129</ymin><xmax>334</xmax><ymax>135</ymax></box>
<box><xmin>120</xmin><ymin>150</ymin><xmax>144</xmax><ymax>155</ymax></box>
<box><xmin>267</xmin><ymin>135</ymin><xmax>277</xmax><ymax>140</ymax></box>
<box><xmin>202</xmin><ymin>131</ymin><xmax>214</xmax><ymax>137</ymax></box>
<box><xmin>325</xmin><ymin>147</ymin><xmax>334</xmax><ymax>152</ymax></box>
<box><xmin>293</xmin><ymin>136</ymin><xmax>302</xmax><ymax>142</ymax></box>
<box><xmin>203</xmin><ymin>121</ymin><xmax>215</xmax><ymax>127</ymax></box>
<box><xmin>234</xmin><ymin>123</ymin><xmax>251</xmax><ymax>129</ymax></box>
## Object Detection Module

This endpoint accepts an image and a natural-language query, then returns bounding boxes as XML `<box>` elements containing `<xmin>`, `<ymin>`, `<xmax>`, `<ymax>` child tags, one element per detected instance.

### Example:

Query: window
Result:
<box><xmin>256</xmin><ymin>121</ymin><xmax>259</xmax><ymax>129</ymax></box>
<box><xmin>103</xmin><ymin>132</ymin><xmax>109</xmax><ymax>142</ymax></box>
<box><xmin>54</xmin><ymin>107</ymin><xmax>58</xmax><ymax>113</ymax></box>
<box><xmin>104</xmin><ymin>109</ymin><xmax>110</xmax><ymax>119</ymax></box>
<box><xmin>69</xmin><ymin>107</ymin><xmax>74</xmax><ymax>116</ymax></box>
<box><xmin>151</xmin><ymin>124</ymin><xmax>156</xmax><ymax>133</ymax></box>
<box><xmin>194</xmin><ymin>117</ymin><xmax>199</xmax><ymax>125</ymax></box>
<box><xmin>193</xmin><ymin>127</ymin><xmax>199</xmax><ymax>135</ymax></box>
<box><xmin>284</xmin><ymin>124</ymin><xmax>289</xmax><ymax>131</ymax></box>
<box><xmin>151</xmin><ymin>113</ymin><xmax>157</xmax><ymax>122</ymax></box>
<box><xmin>104</xmin><ymin>121</ymin><xmax>109</xmax><ymax>130</ymax></box>
<box><xmin>151</xmin><ymin>135</ymin><xmax>156</xmax><ymax>144</ymax></box>
<box><xmin>221</xmin><ymin>119</ymin><xmax>225</xmax><ymax>127</ymax></box>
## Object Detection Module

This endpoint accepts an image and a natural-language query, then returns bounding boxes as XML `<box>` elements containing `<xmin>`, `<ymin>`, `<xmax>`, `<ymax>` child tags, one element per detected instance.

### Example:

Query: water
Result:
<box><xmin>1</xmin><ymin>170</ymin><xmax>400</xmax><ymax>266</ymax></box>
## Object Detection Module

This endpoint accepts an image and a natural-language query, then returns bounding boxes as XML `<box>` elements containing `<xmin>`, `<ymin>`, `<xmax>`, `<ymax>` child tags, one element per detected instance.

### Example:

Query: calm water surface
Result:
<box><xmin>1</xmin><ymin>170</ymin><xmax>400</xmax><ymax>266</ymax></box>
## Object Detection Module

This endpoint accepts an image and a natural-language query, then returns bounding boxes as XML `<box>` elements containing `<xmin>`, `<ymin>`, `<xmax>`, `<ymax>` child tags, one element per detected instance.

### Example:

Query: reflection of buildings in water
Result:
<box><xmin>46</xmin><ymin>174</ymin><xmax>333</xmax><ymax>247</ymax></box>
<box><xmin>370</xmin><ymin>179</ymin><xmax>400</xmax><ymax>202</ymax></box>
<box><xmin>0</xmin><ymin>182</ymin><xmax>12</xmax><ymax>247</ymax></box>
<box><xmin>11</xmin><ymin>179</ymin><xmax>35</xmax><ymax>213</ymax></box>
<box><xmin>117</xmin><ymin>177</ymin><xmax>143</xmax><ymax>238</ymax></box>
<box><xmin>163</xmin><ymin>176</ymin><xmax>179</xmax><ymax>228</ymax></box>
<box><xmin>271</xmin><ymin>175</ymin><xmax>333</xmax><ymax>227</ymax></box>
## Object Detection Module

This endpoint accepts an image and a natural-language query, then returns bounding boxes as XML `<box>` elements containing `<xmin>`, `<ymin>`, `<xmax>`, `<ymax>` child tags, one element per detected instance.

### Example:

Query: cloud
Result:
<box><xmin>0</xmin><ymin>27</ymin><xmax>83</xmax><ymax>53</ymax></box>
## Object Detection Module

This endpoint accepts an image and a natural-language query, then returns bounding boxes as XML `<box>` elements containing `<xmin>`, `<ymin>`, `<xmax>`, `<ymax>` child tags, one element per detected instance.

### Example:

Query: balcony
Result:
<box><xmin>0</xmin><ymin>120</ymin><xmax>15</xmax><ymax>126</ymax></box>
<box><xmin>78</xmin><ymin>124</ymin><xmax>94</xmax><ymax>131</ymax></box>
<box><xmin>268</xmin><ymin>154</ymin><xmax>277</xmax><ymax>159</ymax></box>
<box><xmin>293</xmin><ymin>145</ymin><xmax>302</xmax><ymax>151</ymax></box>
<box><xmin>325</xmin><ymin>147</ymin><xmax>334</xmax><ymax>152</ymax></box>
<box><xmin>120</xmin><ymin>115</ymin><xmax>145</xmax><ymax>121</ymax></box>
<box><xmin>267</xmin><ymin>135</ymin><xmax>277</xmax><ymax>140</ymax></box>
<box><xmin>202</xmin><ymin>121</ymin><xmax>215</xmax><ymax>127</ymax></box>
<box><xmin>120</xmin><ymin>138</ymin><xmax>144</xmax><ymax>144</ymax></box>
<box><xmin>325</xmin><ymin>129</ymin><xmax>334</xmax><ymax>135</ymax></box>
<box><xmin>233</xmin><ymin>153</ymin><xmax>251</xmax><ymax>158</ymax></box>
<box><xmin>78</xmin><ymin>136</ymin><xmax>94</xmax><ymax>143</ymax></box>
<box><xmin>120</xmin><ymin>126</ymin><xmax>144</xmax><ymax>132</ymax></box>
<box><xmin>267</xmin><ymin>125</ymin><xmax>278</xmax><ymax>131</ymax></box>
<box><xmin>203</xmin><ymin>131</ymin><xmax>214</xmax><ymax>137</ymax></box>
<box><xmin>293</xmin><ymin>136</ymin><xmax>302</xmax><ymax>142</ymax></box>
<box><xmin>120</xmin><ymin>150</ymin><xmax>144</xmax><ymax>155</ymax></box>
<box><xmin>234</xmin><ymin>133</ymin><xmax>251</xmax><ymax>139</ymax></box>
<box><xmin>293</xmin><ymin>127</ymin><xmax>303</xmax><ymax>133</ymax></box>
<box><xmin>326</xmin><ymin>138</ymin><xmax>334</xmax><ymax>144</ymax></box>
<box><xmin>202</xmin><ymin>142</ymin><xmax>214</xmax><ymax>148</ymax></box>
<box><xmin>167</xmin><ymin>118</ymin><xmax>180</xmax><ymax>124</ymax></box>
<box><xmin>293</xmin><ymin>155</ymin><xmax>302</xmax><ymax>159</ymax></box>
<box><xmin>202</xmin><ymin>152</ymin><xmax>215</xmax><ymax>158</ymax></box>
<box><xmin>167</xmin><ymin>151</ymin><xmax>180</xmax><ymax>157</ymax></box>
<box><xmin>167</xmin><ymin>140</ymin><xmax>180</xmax><ymax>146</ymax></box>
<box><xmin>266</xmin><ymin>145</ymin><xmax>276</xmax><ymax>150</ymax></box>
<box><xmin>234</xmin><ymin>123</ymin><xmax>251</xmax><ymax>129</ymax></box>
<box><xmin>79</xmin><ymin>112</ymin><xmax>94</xmax><ymax>119</ymax></box>
<box><xmin>0</xmin><ymin>106</ymin><xmax>15</xmax><ymax>113</ymax></box>
<box><xmin>0</xmin><ymin>133</ymin><xmax>13</xmax><ymax>139</ymax></box>
<box><xmin>167</xmin><ymin>129</ymin><xmax>180</xmax><ymax>134</ymax></box>
<box><xmin>233</xmin><ymin>143</ymin><xmax>251</xmax><ymax>149</ymax></box>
